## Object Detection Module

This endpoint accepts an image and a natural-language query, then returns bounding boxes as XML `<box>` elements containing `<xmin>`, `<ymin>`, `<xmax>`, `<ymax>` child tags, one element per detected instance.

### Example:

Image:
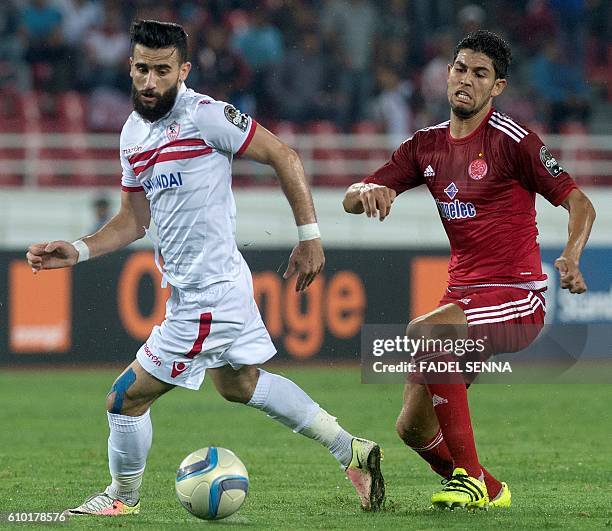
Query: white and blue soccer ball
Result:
<box><xmin>175</xmin><ymin>447</ymin><xmax>249</xmax><ymax>520</ymax></box>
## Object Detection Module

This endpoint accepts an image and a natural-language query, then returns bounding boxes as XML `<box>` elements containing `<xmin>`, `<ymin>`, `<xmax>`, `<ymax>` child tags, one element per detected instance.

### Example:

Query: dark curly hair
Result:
<box><xmin>453</xmin><ymin>30</ymin><xmax>512</xmax><ymax>79</ymax></box>
<box><xmin>130</xmin><ymin>20</ymin><xmax>189</xmax><ymax>64</ymax></box>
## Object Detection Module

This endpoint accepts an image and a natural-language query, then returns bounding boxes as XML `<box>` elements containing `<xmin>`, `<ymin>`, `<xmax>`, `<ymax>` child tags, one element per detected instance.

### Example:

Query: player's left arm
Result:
<box><xmin>241</xmin><ymin>125</ymin><xmax>324</xmax><ymax>292</ymax></box>
<box><xmin>555</xmin><ymin>188</ymin><xmax>596</xmax><ymax>294</ymax></box>
<box><xmin>514</xmin><ymin>134</ymin><xmax>596</xmax><ymax>294</ymax></box>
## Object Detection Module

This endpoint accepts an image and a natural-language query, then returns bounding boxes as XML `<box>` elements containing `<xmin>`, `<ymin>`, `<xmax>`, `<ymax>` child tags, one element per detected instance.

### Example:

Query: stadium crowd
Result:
<box><xmin>0</xmin><ymin>0</ymin><xmax>609</xmax><ymax>136</ymax></box>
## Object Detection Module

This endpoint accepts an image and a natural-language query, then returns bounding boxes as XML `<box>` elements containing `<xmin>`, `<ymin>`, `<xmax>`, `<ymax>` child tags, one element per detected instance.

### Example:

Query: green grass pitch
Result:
<box><xmin>1</xmin><ymin>366</ymin><xmax>610</xmax><ymax>529</ymax></box>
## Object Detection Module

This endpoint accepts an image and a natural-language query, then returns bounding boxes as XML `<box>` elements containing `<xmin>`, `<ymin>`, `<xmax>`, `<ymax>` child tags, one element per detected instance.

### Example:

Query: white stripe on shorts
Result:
<box><xmin>467</xmin><ymin>297</ymin><xmax>543</xmax><ymax>326</ymax></box>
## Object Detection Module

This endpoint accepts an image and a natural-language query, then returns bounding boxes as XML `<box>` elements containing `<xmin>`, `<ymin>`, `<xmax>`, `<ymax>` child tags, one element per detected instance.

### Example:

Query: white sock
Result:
<box><xmin>247</xmin><ymin>369</ymin><xmax>354</xmax><ymax>467</ymax></box>
<box><xmin>106</xmin><ymin>410</ymin><xmax>152</xmax><ymax>504</ymax></box>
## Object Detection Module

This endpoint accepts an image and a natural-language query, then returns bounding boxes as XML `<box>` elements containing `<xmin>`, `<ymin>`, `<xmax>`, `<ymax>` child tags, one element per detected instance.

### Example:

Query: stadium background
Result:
<box><xmin>0</xmin><ymin>0</ymin><xmax>609</xmax><ymax>363</ymax></box>
<box><xmin>0</xmin><ymin>1</ymin><xmax>611</xmax><ymax>528</ymax></box>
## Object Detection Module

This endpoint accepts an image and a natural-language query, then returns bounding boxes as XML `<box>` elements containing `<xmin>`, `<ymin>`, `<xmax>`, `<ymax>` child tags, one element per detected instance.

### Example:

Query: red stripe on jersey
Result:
<box><xmin>186</xmin><ymin>312</ymin><xmax>212</xmax><ymax>359</ymax></box>
<box><xmin>121</xmin><ymin>185</ymin><xmax>144</xmax><ymax>192</ymax></box>
<box><xmin>128</xmin><ymin>138</ymin><xmax>208</xmax><ymax>165</ymax></box>
<box><xmin>133</xmin><ymin>147</ymin><xmax>213</xmax><ymax>176</ymax></box>
<box><xmin>236</xmin><ymin>120</ymin><xmax>258</xmax><ymax>157</ymax></box>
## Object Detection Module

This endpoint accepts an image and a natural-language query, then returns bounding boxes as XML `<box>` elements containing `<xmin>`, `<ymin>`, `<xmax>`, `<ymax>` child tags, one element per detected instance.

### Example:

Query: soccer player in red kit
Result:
<box><xmin>343</xmin><ymin>30</ymin><xmax>596</xmax><ymax>509</ymax></box>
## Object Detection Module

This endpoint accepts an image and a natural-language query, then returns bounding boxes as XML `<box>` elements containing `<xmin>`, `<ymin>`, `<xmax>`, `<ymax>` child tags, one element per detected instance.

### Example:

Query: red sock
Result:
<box><xmin>425</xmin><ymin>381</ymin><xmax>482</xmax><ymax>478</ymax></box>
<box><xmin>409</xmin><ymin>429</ymin><xmax>502</xmax><ymax>498</ymax></box>
<box><xmin>410</xmin><ymin>429</ymin><xmax>453</xmax><ymax>478</ymax></box>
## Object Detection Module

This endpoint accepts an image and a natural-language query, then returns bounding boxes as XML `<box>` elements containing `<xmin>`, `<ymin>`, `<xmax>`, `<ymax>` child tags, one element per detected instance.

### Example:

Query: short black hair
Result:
<box><xmin>453</xmin><ymin>30</ymin><xmax>512</xmax><ymax>79</ymax></box>
<box><xmin>130</xmin><ymin>20</ymin><xmax>188</xmax><ymax>64</ymax></box>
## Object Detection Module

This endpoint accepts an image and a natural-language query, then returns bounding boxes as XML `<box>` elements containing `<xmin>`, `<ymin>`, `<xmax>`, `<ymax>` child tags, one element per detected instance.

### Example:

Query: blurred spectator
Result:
<box><xmin>0</xmin><ymin>0</ymin><xmax>604</xmax><ymax>134</ymax></box>
<box><xmin>57</xmin><ymin>0</ymin><xmax>103</xmax><ymax>46</ymax></box>
<box><xmin>530</xmin><ymin>42</ymin><xmax>590</xmax><ymax>132</ymax></box>
<box><xmin>269</xmin><ymin>31</ymin><xmax>341</xmax><ymax>124</ymax></box>
<box><xmin>550</xmin><ymin>0</ymin><xmax>586</xmax><ymax>65</ymax></box>
<box><xmin>91</xmin><ymin>195</ymin><xmax>111</xmax><ymax>232</ymax></box>
<box><xmin>518</xmin><ymin>0</ymin><xmax>557</xmax><ymax>58</ymax></box>
<box><xmin>80</xmin><ymin>8</ymin><xmax>131</xmax><ymax>92</ymax></box>
<box><xmin>321</xmin><ymin>0</ymin><xmax>379</xmax><ymax>128</ymax></box>
<box><xmin>193</xmin><ymin>25</ymin><xmax>251</xmax><ymax>107</ymax></box>
<box><xmin>367</xmin><ymin>65</ymin><xmax>415</xmax><ymax>137</ymax></box>
<box><xmin>232</xmin><ymin>7</ymin><xmax>284</xmax><ymax>117</ymax></box>
<box><xmin>19</xmin><ymin>0</ymin><xmax>71</xmax><ymax>91</ymax></box>
<box><xmin>421</xmin><ymin>31</ymin><xmax>455</xmax><ymax>124</ymax></box>
<box><xmin>457</xmin><ymin>4</ymin><xmax>485</xmax><ymax>36</ymax></box>
<box><xmin>0</xmin><ymin>1</ymin><xmax>28</xmax><ymax>90</ymax></box>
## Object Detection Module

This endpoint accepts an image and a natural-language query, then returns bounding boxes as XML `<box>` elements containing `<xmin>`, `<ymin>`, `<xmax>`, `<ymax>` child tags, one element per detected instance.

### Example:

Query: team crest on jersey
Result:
<box><xmin>224</xmin><ymin>105</ymin><xmax>249</xmax><ymax>132</ymax></box>
<box><xmin>468</xmin><ymin>158</ymin><xmax>488</xmax><ymax>180</ymax></box>
<box><xmin>166</xmin><ymin>121</ymin><xmax>180</xmax><ymax>142</ymax></box>
<box><xmin>539</xmin><ymin>145</ymin><xmax>563</xmax><ymax>177</ymax></box>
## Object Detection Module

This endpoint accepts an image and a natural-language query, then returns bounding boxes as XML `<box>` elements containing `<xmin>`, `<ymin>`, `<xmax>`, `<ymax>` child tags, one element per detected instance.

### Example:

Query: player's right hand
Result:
<box><xmin>26</xmin><ymin>241</ymin><xmax>79</xmax><ymax>272</ymax></box>
<box><xmin>359</xmin><ymin>183</ymin><xmax>396</xmax><ymax>221</ymax></box>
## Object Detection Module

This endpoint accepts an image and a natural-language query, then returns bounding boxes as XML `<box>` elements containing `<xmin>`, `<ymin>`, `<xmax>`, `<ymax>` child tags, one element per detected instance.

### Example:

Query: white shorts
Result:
<box><xmin>136</xmin><ymin>257</ymin><xmax>276</xmax><ymax>390</ymax></box>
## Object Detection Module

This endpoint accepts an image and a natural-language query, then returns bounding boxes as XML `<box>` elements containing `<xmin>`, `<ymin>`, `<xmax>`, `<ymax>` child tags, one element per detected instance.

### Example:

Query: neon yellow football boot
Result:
<box><xmin>489</xmin><ymin>481</ymin><xmax>511</xmax><ymax>508</ymax></box>
<box><xmin>431</xmin><ymin>467</ymin><xmax>489</xmax><ymax>510</ymax></box>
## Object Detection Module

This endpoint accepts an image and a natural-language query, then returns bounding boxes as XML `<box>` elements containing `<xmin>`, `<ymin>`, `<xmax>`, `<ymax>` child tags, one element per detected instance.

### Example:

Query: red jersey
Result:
<box><xmin>364</xmin><ymin>108</ymin><xmax>577</xmax><ymax>287</ymax></box>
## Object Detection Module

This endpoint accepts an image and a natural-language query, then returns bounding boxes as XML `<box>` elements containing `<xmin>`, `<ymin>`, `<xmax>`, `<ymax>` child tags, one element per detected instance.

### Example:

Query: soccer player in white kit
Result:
<box><xmin>26</xmin><ymin>20</ymin><xmax>384</xmax><ymax>515</ymax></box>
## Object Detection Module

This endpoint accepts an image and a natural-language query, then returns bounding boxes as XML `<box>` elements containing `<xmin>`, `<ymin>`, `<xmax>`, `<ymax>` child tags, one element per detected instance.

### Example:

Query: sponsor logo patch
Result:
<box><xmin>223</xmin><ymin>105</ymin><xmax>249</xmax><ymax>132</ymax></box>
<box><xmin>171</xmin><ymin>361</ymin><xmax>188</xmax><ymax>378</ymax></box>
<box><xmin>122</xmin><ymin>145</ymin><xmax>143</xmax><ymax>156</ymax></box>
<box><xmin>143</xmin><ymin>343</ymin><xmax>162</xmax><ymax>367</ymax></box>
<box><xmin>143</xmin><ymin>172</ymin><xmax>183</xmax><ymax>193</ymax></box>
<box><xmin>468</xmin><ymin>158</ymin><xmax>488</xmax><ymax>180</ymax></box>
<box><xmin>444</xmin><ymin>182</ymin><xmax>459</xmax><ymax>200</ymax></box>
<box><xmin>424</xmin><ymin>164</ymin><xmax>435</xmax><ymax>178</ymax></box>
<box><xmin>436</xmin><ymin>198</ymin><xmax>477</xmax><ymax>220</ymax></box>
<box><xmin>432</xmin><ymin>394</ymin><xmax>448</xmax><ymax>407</ymax></box>
<box><xmin>166</xmin><ymin>121</ymin><xmax>180</xmax><ymax>142</ymax></box>
<box><xmin>539</xmin><ymin>145</ymin><xmax>563</xmax><ymax>177</ymax></box>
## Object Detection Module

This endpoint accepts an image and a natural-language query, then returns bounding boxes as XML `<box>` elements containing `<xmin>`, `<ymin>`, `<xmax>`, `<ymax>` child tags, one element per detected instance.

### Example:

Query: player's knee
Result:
<box><xmin>215</xmin><ymin>366</ymin><xmax>259</xmax><ymax>404</ymax></box>
<box><xmin>406</xmin><ymin>316</ymin><xmax>457</xmax><ymax>342</ymax></box>
<box><xmin>395</xmin><ymin>411</ymin><xmax>425</xmax><ymax>447</ymax></box>
<box><xmin>106</xmin><ymin>368</ymin><xmax>144</xmax><ymax>415</ymax></box>
<box><xmin>406</xmin><ymin>316</ymin><xmax>428</xmax><ymax>340</ymax></box>
<box><xmin>218</xmin><ymin>384</ymin><xmax>252</xmax><ymax>404</ymax></box>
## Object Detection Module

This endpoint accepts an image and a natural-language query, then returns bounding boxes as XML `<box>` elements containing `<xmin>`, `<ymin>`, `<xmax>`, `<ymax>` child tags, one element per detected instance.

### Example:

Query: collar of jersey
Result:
<box><xmin>137</xmin><ymin>82</ymin><xmax>188</xmax><ymax>125</ymax></box>
<box><xmin>446</xmin><ymin>107</ymin><xmax>494</xmax><ymax>145</ymax></box>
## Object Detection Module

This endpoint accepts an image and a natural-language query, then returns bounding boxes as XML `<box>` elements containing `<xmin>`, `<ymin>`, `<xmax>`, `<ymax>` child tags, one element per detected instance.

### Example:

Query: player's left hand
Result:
<box><xmin>283</xmin><ymin>239</ymin><xmax>325</xmax><ymax>291</ymax></box>
<box><xmin>554</xmin><ymin>256</ymin><xmax>587</xmax><ymax>293</ymax></box>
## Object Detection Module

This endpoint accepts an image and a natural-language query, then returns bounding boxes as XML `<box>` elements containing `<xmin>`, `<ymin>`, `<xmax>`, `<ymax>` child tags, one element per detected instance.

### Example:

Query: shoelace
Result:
<box><xmin>78</xmin><ymin>493</ymin><xmax>115</xmax><ymax>512</ymax></box>
<box><xmin>440</xmin><ymin>473</ymin><xmax>484</xmax><ymax>499</ymax></box>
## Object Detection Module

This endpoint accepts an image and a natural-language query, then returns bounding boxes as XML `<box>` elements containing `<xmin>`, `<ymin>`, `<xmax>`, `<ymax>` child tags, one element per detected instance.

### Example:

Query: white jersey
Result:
<box><xmin>119</xmin><ymin>84</ymin><xmax>257</xmax><ymax>288</ymax></box>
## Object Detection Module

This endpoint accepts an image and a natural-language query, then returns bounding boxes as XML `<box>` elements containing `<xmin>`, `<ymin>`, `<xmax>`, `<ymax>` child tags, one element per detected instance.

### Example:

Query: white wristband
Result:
<box><xmin>297</xmin><ymin>223</ymin><xmax>321</xmax><ymax>241</ymax></box>
<box><xmin>72</xmin><ymin>239</ymin><xmax>90</xmax><ymax>263</ymax></box>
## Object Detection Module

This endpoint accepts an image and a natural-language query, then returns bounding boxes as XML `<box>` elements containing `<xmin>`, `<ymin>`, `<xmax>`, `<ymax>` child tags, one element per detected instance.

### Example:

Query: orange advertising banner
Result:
<box><xmin>410</xmin><ymin>256</ymin><xmax>450</xmax><ymax>318</ymax></box>
<box><xmin>9</xmin><ymin>261</ymin><xmax>72</xmax><ymax>353</ymax></box>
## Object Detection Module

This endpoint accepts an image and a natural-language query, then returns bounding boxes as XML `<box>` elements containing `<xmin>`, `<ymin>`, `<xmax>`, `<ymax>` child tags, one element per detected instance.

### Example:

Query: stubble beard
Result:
<box><xmin>449</xmin><ymin>91</ymin><xmax>492</xmax><ymax>120</ymax></box>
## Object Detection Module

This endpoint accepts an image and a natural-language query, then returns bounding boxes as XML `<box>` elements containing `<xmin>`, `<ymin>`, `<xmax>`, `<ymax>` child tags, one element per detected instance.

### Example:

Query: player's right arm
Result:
<box><xmin>343</xmin><ymin>135</ymin><xmax>422</xmax><ymax>220</ymax></box>
<box><xmin>27</xmin><ymin>191</ymin><xmax>150</xmax><ymax>271</ymax></box>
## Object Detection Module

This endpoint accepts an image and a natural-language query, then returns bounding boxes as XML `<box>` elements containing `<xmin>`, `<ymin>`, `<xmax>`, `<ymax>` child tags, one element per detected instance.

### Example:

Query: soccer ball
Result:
<box><xmin>175</xmin><ymin>447</ymin><xmax>249</xmax><ymax>520</ymax></box>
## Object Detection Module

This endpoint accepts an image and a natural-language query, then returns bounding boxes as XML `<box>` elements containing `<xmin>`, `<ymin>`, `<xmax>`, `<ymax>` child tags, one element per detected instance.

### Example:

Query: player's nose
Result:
<box><xmin>143</xmin><ymin>72</ymin><xmax>157</xmax><ymax>89</ymax></box>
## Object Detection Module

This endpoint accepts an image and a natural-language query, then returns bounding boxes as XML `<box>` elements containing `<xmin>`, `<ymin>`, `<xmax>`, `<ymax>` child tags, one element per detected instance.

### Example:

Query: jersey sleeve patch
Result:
<box><xmin>223</xmin><ymin>105</ymin><xmax>249</xmax><ymax>132</ymax></box>
<box><xmin>539</xmin><ymin>145</ymin><xmax>563</xmax><ymax>177</ymax></box>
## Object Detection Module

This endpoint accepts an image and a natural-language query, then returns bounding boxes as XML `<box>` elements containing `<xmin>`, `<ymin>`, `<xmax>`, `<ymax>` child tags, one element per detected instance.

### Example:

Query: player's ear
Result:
<box><xmin>129</xmin><ymin>57</ymin><xmax>134</xmax><ymax>78</ymax></box>
<box><xmin>491</xmin><ymin>78</ymin><xmax>507</xmax><ymax>97</ymax></box>
<box><xmin>179</xmin><ymin>61</ymin><xmax>191</xmax><ymax>83</ymax></box>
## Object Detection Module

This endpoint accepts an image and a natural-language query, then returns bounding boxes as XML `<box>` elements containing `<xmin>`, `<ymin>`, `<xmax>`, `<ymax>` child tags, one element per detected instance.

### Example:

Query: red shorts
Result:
<box><xmin>440</xmin><ymin>286</ymin><xmax>546</xmax><ymax>356</ymax></box>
